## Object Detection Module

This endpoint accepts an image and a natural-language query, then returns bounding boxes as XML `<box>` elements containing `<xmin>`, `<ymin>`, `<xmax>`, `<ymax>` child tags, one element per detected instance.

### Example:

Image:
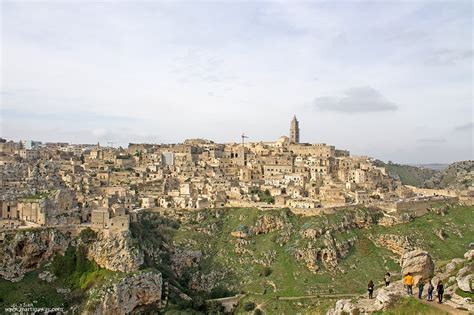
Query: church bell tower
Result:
<box><xmin>290</xmin><ymin>115</ymin><xmax>300</xmax><ymax>143</ymax></box>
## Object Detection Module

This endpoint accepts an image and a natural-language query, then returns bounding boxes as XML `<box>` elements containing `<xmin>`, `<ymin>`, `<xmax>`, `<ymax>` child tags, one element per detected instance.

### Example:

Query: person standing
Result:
<box><xmin>368</xmin><ymin>280</ymin><xmax>375</xmax><ymax>299</ymax></box>
<box><xmin>404</xmin><ymin>273</ymin><xmax>414</xmax><ymax>295</ymax></box>
<box><xmin>417</xmin><ymin>278</ymin><xmax>425</xmax><ymax>299</ymax></box>
<box><xmin>437</xmin><ymin>280</ymin><xmax>444</xmax><ymax>304</ymax></box>
<box><xmin>384</xmin><ymin>272</ymin><xmax>391</xmax><ymax>287</ymax></box>
<box><xmin>427</xmin><ymin>279</ymin><xmax>434</xmax><ymax>301</ymax></box>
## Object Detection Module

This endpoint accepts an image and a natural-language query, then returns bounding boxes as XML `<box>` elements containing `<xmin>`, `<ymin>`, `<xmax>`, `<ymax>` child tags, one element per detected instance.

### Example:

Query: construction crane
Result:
<box><xmin>241</xmin><ymin>133</ymin><xmax>248</xmax><ymax>147</ymax></box>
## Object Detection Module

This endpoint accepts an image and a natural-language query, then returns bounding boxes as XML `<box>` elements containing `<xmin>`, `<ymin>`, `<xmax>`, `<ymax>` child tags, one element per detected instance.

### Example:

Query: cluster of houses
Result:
<box><xmin>1</xmin><ymin>117</ymin><xmax>471</xmax><ymax>231</ymax></box>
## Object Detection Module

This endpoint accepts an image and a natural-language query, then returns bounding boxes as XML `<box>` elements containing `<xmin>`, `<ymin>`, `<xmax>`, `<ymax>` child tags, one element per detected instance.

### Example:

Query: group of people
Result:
<box><xmin>366</xmin><ymin>272</ymin><xmax>445</xmax><ymax>304</ymax></box>
<box><xmin>404</xmin><ymin>272</ymin><xmax>444</xmax><ymax>303</ymax></box>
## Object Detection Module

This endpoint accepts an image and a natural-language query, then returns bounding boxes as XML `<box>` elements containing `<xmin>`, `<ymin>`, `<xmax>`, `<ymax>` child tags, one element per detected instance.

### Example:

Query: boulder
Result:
<box><xmin>327</xmin><ymin>299</ymin><xmax>360</xmax><ymax>315</ymax></box>
<box><xmin>456</xmin><ymin>265</ymin><xmax>473</xmax><ymax>292</ymax></box>
<box><xmin>326</xmin><ymin>282</ymin><xmax>405</xmax><ymax>314</ymax></box>
<box><xmin>401</xmin><ymin>249</ymin><xmax>435</xmax><ymax>284</ymax></box>
<box><xmin>464</xmin><ymin>249</ymin><xmax>474</xmax><ymax>261</ymax></box>
<box><xmin>376</xmin><ymin>284</ymin><xmax>404</xmax><ymax>307</ymax></box>
<box><xmin>38</xmin><ymin>270</ymin><xmax>56</xmax><ymax>283</ymax></box>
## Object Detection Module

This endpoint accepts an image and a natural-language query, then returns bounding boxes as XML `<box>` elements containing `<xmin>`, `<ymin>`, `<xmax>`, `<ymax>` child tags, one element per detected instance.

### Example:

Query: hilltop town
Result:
<box><xmin>1</xmin><ymin>117</ymin><xmax>473</xmax><ymax>314</ymax></box>
<box><xmin>2</xmin><ymin>116</ymin><xmax>472</xmax><ymax>233</ymax></box>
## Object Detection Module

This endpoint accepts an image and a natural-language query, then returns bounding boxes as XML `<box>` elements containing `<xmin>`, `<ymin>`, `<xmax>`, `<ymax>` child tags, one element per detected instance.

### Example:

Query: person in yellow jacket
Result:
<box><xmin>404</xmin><ymin>272</ymin><xmax>414</xmax><ymax>295</ymax></box>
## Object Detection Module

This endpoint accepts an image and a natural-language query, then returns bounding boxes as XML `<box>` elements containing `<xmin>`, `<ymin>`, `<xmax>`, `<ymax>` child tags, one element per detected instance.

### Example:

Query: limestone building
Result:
<box><xmin>290</xmin><ymin>115</ymin><xmax>300</xmax><ymax>143</ymax></box>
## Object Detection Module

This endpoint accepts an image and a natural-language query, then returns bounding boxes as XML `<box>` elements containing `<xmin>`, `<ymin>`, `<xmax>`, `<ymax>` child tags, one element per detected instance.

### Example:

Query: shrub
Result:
<box><xmin>207</xmin><ymin>301</ymin><xmax>225</xmax><ymax>314</ymax></box>
<box><xmin>262</xmin><ymin>266</ymin><xmax>272</xmax><ymax>277</ymax></box>
<box><xmin>79</xmin><ymin>228</ymin><xmax>97</xmax><ymax>243</ymax></box>
<box><xmin>51</xmin><ymin>245</ymin><xmax>98</xmax><ymax>288</ymax></box>
<box><xmin>243</xmin><ymin>301</ymin><xmax>256</xmax><ymax>311</ymax></box>
<box><xmin>209</xmin><ymin>286</ymin><xmax>233</xmax><ymax>299</ymax></box>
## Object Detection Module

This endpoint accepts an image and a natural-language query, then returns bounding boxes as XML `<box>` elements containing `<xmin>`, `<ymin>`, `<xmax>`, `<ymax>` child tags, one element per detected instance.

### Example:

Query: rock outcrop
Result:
<box><xmin>0</xmin><ymin>229</ymin><xmax>70</xmax><ymax>281</ymax></box>
<box><xmin>85</xmin><ymin>270</ymin><xmax>162</xmax><ymax>315</ymax></box>
<box><xmin>456</xmin><ymin>264</ymin><xmax>473</xmax><ymax>292</ymax></box>
<box><xmin>372</xmin><ymin>234</ymin><xmax>415</xmax><ymax>255</ymax></box>
<box><xmin>250</xmin><ymin>213</ymin><xmax>287</xmax><ymax>235</ymax></box>
<box><xmin>86</xmin><ymin>231</ymin><xmax>143</xmax><ymax>273</ymax></box>
<box><xmin>401</xmin><ymin>249</ymin><xmax>434</xmax><ymax>283</ymax></box>
<box><xmin>295</xmin><ymin>233</ymin><xmax>357</xmax><ymax>272</ymax></box>
<box><xmin>327</xmin><ymin>281</ymin><xmax>405</xmax><ymax>314</ymax></box>
<box><xmin>170</xmin><ymin>248</ymin><xmax>202</xmax><ymax>277</ymax></box>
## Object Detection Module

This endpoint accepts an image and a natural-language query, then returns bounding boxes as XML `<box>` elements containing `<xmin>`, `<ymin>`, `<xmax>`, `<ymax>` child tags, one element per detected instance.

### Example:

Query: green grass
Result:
<box><xmin>383</xmin><ymin>163</ymin><xmax>437</xmax><ymax>187</ymax></box>
<box><xmin>0</xmin><ymin>269</ymin><xmax>66</xmax><ymax>309</ymax></box>
<box><xmin>374</xmin><ymin>297</ymin><xmax>448</xmax><ymax>315</ymax></box>
<box><xmin>0</xmin><ymin>244</ymin><xmax>118</xmax><ymax>310</ymax></box>
<box><xmin>145</xmin><ymin>205</ymin><xmax>474</xmax><ymax>314</ymax></box>
<box><xmin>455</xmin><ymin>288</ymin><xmax>474</xmax><ymax>299</ymax></box>
<box><xmin>369</xmin><ymin>206</ymin><xmax>474</xmax><ymax>261</ymax></box>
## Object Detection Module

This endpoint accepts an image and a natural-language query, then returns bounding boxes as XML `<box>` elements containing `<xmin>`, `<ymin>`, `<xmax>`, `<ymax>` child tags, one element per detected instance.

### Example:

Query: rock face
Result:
<box><xmin>0</xmin><ymin>229</ymin><xmax>70</xmax><ymax>281</ymax></box>
<box><xmin>250</xmin><ymin>213</ymin><xmax>287</xmax><ymax>235</ymax></box>
<box><xmin>86</xmin><ymin>271</ymin><xmax>162</xmax><ymax>315</ymax></box>
<box><xmin>401</xmin><ymin>249</ymin><xmax>434</xmax><ymax>283</ymax></box>
<box><xmin>456</xmin><ymin>265</ymin><xmax>473</xmax><ymax>292</ymax></box>
<box><xmin>170</xmin><ymin>248</ymin><xmax>202</xmax><ymax>277</ymax></box>
<box><xmin>326</xmin><ymin>281</ymin><xmax>405</xmax><ymax>314</ymax></box>
<box><xmin>87</xmin><ymin>231</ymin><xmax>143</xmax><ymax>273</ymax></box>
<box><xmin>294</xmin><ymin>233</ymin><xmax>357</xmax><ymax>272</ymax></box>
<box><xmin>373</xmin><ymin>234</ymin><xmax>415</xmax><ymax>255</ymax></box>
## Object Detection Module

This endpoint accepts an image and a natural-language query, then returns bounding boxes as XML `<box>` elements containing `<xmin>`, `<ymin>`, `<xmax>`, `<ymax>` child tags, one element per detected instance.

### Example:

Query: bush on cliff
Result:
<box><xmin>51</xmin><ymin>245</ymin><xmax>99</xmax><ymax>289</ymax></box>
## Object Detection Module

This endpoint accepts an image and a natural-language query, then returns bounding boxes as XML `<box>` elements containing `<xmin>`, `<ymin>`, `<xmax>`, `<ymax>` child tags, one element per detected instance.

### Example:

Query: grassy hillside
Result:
<box><xmin>1</xmin><ymin>205</ymin><xmax>472</xmax><ymax>314</ymax></box>
<box><xmin>374</xmin><ymin>160</ymin><xmax>438</xmax><ymax>187</ymax></box>
<box><xmin>0</xmin><ymin>244</ymin><xmax>116</xmax><ymax>311</ymax></box>
<box><xmin>375</xmin><ymin>160</ymin><xmax>473</xmax><ymax>189</ymax></box>
<box><xmin>132</xmin><ymin>205</ymin><xmax>473</xmax><ymax>314</ymax></box>
<box><xmin>428</xmin><ymin>161</ymin><xmax>473</xmax><ymax>189</ymax></box>
<box><xmin>0</xmin><ymin>269</ymin><xmax>66</xmax><ymax>309</ymax></box>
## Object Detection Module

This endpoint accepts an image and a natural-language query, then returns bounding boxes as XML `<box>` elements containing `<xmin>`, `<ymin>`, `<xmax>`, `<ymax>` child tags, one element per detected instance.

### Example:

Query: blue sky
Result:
<box><xmin>1</xmin><ymin>0</ymin><xmax>472</xmax><ymax>163</ymax></box>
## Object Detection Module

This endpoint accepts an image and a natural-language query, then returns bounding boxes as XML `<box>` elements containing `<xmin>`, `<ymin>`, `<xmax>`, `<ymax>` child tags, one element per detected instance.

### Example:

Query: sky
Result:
<box><xmin>1</xmin><ymin>0</ymin><xmax>473</xmax><ymax>164</ymax></box>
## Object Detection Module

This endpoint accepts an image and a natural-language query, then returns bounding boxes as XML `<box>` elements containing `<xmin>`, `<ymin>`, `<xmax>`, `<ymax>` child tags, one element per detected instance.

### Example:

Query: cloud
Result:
<box><xmin>313</xmin><ymin>86</ymin><xmax>398</xmax><ymax>113</ymax></box>
<box><xmin>454</xmin><ymin>122</ymin><xmax>473</xmax><ymax>132</ymax></box>
<box><xmin>92</xmin><ymin>128</ymin><xmax>108</xmax><ymax>137</ymax></box>
<box><xmin>417</xmin><ymin>137</ymin><xmax>446</xmax><ymax>143</ymax></box>
<box><xmin>426</xmin><ymin>49</ymin><xmax>473</xmax><ymax>65</ymax></box>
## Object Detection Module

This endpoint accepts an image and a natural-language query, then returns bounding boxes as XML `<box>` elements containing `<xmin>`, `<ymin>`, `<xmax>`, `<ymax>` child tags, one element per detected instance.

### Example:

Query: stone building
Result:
<box><xmin>90</xmin><ymin>207</ymin><xmax>130</xmax><ymax>232</ymax></box>
<box><xmin>290</xmin><ymin>115</ymin><xmax>300</xmax><ymax>143</ymax></box>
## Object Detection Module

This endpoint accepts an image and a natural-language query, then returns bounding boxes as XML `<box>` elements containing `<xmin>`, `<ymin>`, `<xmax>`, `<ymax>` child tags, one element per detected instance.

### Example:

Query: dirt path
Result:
<box><xmin>419</xmin><ymin>298</ymin><xmax>469</xmax><ymax>315</ymax></box>
<box><xmin>277</xmin><ymin>293</ymin><xmax>360</xmax><ymax>300</ymax></box>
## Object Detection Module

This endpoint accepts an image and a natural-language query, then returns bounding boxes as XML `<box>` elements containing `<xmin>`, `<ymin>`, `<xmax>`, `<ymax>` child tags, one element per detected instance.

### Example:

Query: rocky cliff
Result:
<box><xmin>86</xmin><ymin>230</ymin><xmax>144</xmax><ymax>273</ymax></box>
<box><xmin>0</xmin><ymin>228</ymin><xmax>71</xmax><ymax>281</ymax></box>
<box><xmin>84</xmin><ymin>270</ymin><xmax>162</xmax><ymax>315</ymax></box>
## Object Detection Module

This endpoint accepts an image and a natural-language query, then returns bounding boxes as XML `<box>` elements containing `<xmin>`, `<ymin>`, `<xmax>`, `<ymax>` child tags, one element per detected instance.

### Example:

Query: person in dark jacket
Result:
<box><xmin>436</xmin><ymin>280</ymin><xmax>444</xmax><ymax>303</ymax></box>
<box><xmin>417</xmin><ymin>278</ymin><xmax>425</xmax><ymax>299</ymax></box>
<box><xmin>368</xmin><ymin>280</ymin><xmax>375</xmax><ymax>299</ymax></box>
<box><xmin>384</xmin><ymin>272</ymin><xmax>391</xmax><ymax>287</ymax></box>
